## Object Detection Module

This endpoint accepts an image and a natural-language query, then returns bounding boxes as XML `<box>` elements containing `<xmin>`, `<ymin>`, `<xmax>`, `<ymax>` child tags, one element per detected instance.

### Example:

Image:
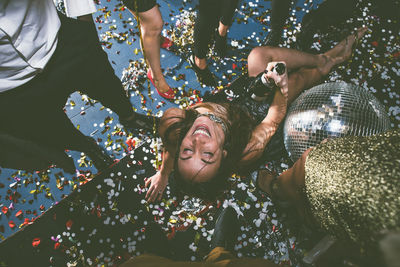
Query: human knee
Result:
<box><xmin>139</xmin><ymin>9</ymin><xmax>164</xmax><ymax>35</ymax></box>
<box><xmin>247</xmin><ymin>46</ymin><xmax>271</xmax><ymax>76</ymax></box>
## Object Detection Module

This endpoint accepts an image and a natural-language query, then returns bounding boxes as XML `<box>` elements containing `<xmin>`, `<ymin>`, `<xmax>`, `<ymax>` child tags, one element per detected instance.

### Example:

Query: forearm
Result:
<box><xmin>240</xmin><ymin>91</ymin><xmax>286</xmax><ymax>167</ymax></box>
<box><xmin>239</xmin><ymin>121</ymin><xmax>278</xmax><ymax>167</ymax></box>
<box><xmin>263</xmin><ymin>88</ymin><xmax>287</xmax><ymax>126</ymax></box>
<box><xmin>159</xmin><ymin>148</ymin><xmax>175</xmax><ymax>178</ymax></box>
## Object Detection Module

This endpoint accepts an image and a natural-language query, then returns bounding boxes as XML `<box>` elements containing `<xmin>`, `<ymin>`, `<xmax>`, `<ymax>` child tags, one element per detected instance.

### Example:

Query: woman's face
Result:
<box><xmin>177</xmin><ymin>115</ymin><xmax>227</xmax><ymax>183</ymax></box>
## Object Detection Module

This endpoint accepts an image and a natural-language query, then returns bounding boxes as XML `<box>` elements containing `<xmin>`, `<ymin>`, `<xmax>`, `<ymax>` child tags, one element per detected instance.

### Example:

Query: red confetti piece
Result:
<box><xmin>15</xmin><ymin>210</ymin><xmax>23</xmax><ymax>218</ymax></box>
<box><xmin>232</xmin><ymin>63</ymin><xmax>237</xmax><ymax>70</ymax></box>
<box><xmin>1</xmin><ymin>206</ymin><xmax>8</xmax><ymax>214</ymax></box>
<box><xmin>167</xmin><ymin>226</ymin><xmax>176</xmax><ymax>240</ymax></box>
<box><xmin>54</xmin><ymin>242</ymin><xmax>60</xmax><ymax>250</ymax></box>
<box><xmin>39</xmin><ymin>205</ymin><xmax>45</xmax><ymax>211</ymax></box>
<box><xmin>8</xmin><ymin>221</ymin><xmax>16</xmax><ymax>229</ymax></box>
<box><xmin>66</xmin><ymin>219</ymin><xmax>73</xmax><ymax>230</ymax></box>
<box><xmin>32</xmin><ymin>237</ymin><xmax>41</xmax><ymax>247</ymax></box>
<box><xmin>371</xmin><ymin>41</ymin><xmax>379</xmax><ymax>47</ymax></box>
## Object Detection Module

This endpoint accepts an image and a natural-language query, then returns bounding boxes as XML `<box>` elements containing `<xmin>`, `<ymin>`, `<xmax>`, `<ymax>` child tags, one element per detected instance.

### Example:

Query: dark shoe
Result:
<box><xmin>251</xmin><ymin>169</ymin><xmax>290</xmax><ymax>208</ymax></box>
<box><xmin>210</xmin><ymin>206</ymin><xmax>239</xmax><ymax>252</ymax></box>
<box><xmin>120</xmin><ymin>112</ymin><xmax>159</xmax><ymax>133</ymax></box>
<box><xmin>215</xmin><ymin>31</ymin><xmax>227</xmax><ymax>58</ymax></box>
<box><xmin>263</xmin><ymin>30</ymin><xmax>282</xmax><ymax>46</ymax></box>
<box><xmin>188</xmin><ymin>55</ymin><xmax>217</xmax><ymax>87</ymax></box>
<box><xmin>84</xmin><ymin>137</ymin><xmax>114</xmax><ymax>171</ymax></box>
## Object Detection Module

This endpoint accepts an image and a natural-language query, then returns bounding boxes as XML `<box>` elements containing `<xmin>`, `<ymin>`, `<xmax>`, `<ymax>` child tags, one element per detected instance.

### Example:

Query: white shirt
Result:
<box><xmin>0</xmin><ymin>0</ymin><xmax>96</xmax><ymax>93</ymax></box>
<box><xmin>65</xmin><ymin>0</ymin><xmax>96</xmax><ymax>18</ymax></box>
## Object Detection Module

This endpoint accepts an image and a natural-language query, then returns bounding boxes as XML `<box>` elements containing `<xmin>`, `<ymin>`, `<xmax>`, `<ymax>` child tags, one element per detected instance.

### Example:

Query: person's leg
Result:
<box><xmin>193</xmin><ymin>0</ymin><xmax>220</xmax><ymax>69</ymax></box>
<box><xmin>248</xmin><ymin>45</ymin><xmax>325</xmax><ymax>76</ymax></box>
<box><xmin>249</xmin><ymin>27</ymin><xmax>367</xmax><ymax>77</ymax></box>
<box><xmin>41</xmin><ymin>109</ymin><xmax>114</xmax><ymax>171</ymax></box>
<box><xmin>248</xmin><ymin>28</ymin><xmax>367</xmax><ymax>103</ymax></box>
<box><xmin>60</xmin><ymin>15</ymin><xmax>157</xmax><ymax>132</ymax></box>
<box><xmin>135</xmin><ymin>5</ymin><xmax>171</xmax><ymax>94</ymax></box>
<box><xmin>263</xmin><ymin>0</ymin><xmax>291</xmax><ymax>46</ymax></box>
<box><xmin>215</xmin><ymin>0</ymin><xmax>240</xmax><ymax>57</ymax></box>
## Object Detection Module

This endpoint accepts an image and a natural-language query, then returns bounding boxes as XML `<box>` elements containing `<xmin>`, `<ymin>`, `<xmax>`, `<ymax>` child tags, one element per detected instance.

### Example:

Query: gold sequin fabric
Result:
<box><xmin>304</xmin><ymin>130</ymin><xmax>400</xmax><ymax>249</ymax></box>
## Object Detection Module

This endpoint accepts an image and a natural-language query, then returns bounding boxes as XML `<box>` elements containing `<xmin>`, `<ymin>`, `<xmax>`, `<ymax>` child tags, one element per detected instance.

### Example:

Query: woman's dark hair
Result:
<box><xmin>163</xmin><ymin>102</ymin><xmax>255</xmax><ymax>200</ymax></box>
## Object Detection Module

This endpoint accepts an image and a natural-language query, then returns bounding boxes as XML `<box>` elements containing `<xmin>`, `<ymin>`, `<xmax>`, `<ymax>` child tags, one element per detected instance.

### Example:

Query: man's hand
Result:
<box><xmin>144</xmin><ymin>171</ymin><xmax>168</xmax><ymax>202</ymax></box>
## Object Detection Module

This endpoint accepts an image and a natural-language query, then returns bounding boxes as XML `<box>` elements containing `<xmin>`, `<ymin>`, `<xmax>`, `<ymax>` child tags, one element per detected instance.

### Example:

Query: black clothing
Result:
<box><xmin>203</xmin><ymin>75</ymin><xmax>285</xmax><ymax>161</ymax></box>
<box><xmin>0</xmin><ymin>14</ymin><xmax>133</xmax><ymax>166</ymax></box>
<box><xmin>193</xmin><ymin>0</ymin><xmax>240</xmax><ymax>59</ymax></box>
<box><xmin>122</xmin><ymin>0</ymin><xmax>157</xmax><ymax>13</ymax></box>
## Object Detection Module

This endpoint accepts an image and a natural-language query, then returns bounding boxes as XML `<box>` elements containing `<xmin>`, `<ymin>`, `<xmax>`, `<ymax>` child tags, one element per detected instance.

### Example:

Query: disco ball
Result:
<box><xmin>283</xmin><ymin>82</ymin><xmax>391</xmax><ymax>162</ymax></box>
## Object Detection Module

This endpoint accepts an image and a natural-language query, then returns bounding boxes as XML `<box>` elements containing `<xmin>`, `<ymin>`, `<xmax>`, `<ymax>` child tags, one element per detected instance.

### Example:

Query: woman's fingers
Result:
<box><xmin>145</xmin><ymin>184</ymin><xmax>164</xmax><ymax>203</ymax></box>
<box><xmin>157</xmin><ymin>190</ymin><xmax>164</xmax><ymax>201</ymax></box>
<box><xmin>265</xmin><ymin>61</ymin><xmax>288</xmax><ymax>98</ymax></box>
<box><xmin>265</xmin><ymin>61</ymin><xmax>275</xmax><ymax>72</ymax></box>
<box><xmin>148</xmin><ymin>188</ymin><xmax>158</xmax><ymax>202</ymax></box>
<box><xmin>144</xmin><ymin>177</ymin><xmax>151</xmax><ymax>188</ymax></box>
<box><xmin>145</xmin><ymin>185</ymin><xmax>154</xmax><ymax>200</ymax></box>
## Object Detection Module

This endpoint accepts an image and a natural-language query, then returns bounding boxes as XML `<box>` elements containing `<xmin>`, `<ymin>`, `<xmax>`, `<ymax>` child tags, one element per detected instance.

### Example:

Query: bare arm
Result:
<box><xmin>239</xmin><ymin>62</ymin><xmax>288</xmax><ymax>167</ymax></box>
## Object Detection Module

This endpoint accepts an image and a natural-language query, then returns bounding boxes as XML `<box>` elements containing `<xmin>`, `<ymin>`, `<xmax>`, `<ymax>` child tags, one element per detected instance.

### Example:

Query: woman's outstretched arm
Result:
<box><xmin>239</xmin><ymin>62</ymin><xmax>288</xmax><ymax>167</ymax></box>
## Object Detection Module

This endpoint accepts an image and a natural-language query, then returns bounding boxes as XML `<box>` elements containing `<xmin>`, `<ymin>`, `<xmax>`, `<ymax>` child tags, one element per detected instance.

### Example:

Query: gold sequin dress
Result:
<box><xmin>304</xmin><ymin>130</ymin><xmax>400</xmax><ymax>249</ymax></box>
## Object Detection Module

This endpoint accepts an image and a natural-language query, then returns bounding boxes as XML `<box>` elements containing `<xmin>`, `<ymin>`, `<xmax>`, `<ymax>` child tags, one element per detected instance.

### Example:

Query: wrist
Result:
<box><xmin>259</xmin><ymin>121</ymin><xmax>279</xmax><ymax>134</ymax></box>
<box><xmin>159</xmin><ymin>169</ymin><xmax>170</xmax><ymax>179</ymax></box>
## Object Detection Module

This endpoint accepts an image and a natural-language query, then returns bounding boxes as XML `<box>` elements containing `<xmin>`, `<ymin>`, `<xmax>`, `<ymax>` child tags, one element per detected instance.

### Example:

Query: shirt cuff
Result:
<box><xmin>64</xmin><ymin>0</ymin><xmax>97</xmax><ymax>17</ymax></box>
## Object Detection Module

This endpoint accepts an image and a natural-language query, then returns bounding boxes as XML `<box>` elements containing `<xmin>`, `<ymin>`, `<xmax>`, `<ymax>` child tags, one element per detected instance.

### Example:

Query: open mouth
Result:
<box><xmin>193</xmin><ymin>125</ymin><xmax>211</xmax><ymax>137</ymax></box>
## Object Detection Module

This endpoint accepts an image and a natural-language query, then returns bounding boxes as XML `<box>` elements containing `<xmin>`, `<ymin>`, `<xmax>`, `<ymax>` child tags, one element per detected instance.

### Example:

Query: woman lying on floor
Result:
<box><xmin>144</xmin><ymin>27</ymin><xmax>368</xmax><ymax>202</ymax></box>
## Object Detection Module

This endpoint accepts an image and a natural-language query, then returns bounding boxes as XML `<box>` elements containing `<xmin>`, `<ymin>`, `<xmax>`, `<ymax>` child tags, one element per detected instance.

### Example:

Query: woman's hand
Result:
<box><xmin>262</xmin><ymin>62</ymin><xmax>288</xmax><ymax>127</ymax></box>
<box><xmin>263</xmin><ymin>61</ymin><xmax>288</xmax><ymax>99</ymax></box>
<box><xmin>145</xmin><ymin>171</ymin><xmax>169</xmax><ymax>202</ymax></box>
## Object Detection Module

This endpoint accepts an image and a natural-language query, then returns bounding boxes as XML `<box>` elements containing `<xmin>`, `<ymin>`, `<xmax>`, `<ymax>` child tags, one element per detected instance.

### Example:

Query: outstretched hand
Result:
<box><xmin>263</xmin><ymin>61</ymin><xmax>289</xmax><ymax>99</ymax></box>
<box><xmin>145</xmin><ymin>171</ymin><xmax>168</xmax><ymax>203</ymax></box>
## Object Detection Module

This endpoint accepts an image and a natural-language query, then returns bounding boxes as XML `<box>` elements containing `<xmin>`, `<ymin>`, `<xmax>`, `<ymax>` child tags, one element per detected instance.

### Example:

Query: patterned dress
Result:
<box><xmin>304</xmin><ymin>129</ymin><xmax>400</xmax><ymax>249</ymax></box>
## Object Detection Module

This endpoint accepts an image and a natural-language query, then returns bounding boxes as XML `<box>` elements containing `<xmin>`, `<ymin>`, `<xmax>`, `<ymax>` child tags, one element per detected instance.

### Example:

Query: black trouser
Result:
<box><xmin>122</xmin><ymin>0</ymin><xmax>157</xmax><ymax>12</ymax></box>
<box><xmin>0</xmin><ymin>14</ymin><xmax>134</xmax><ymax>153</ymax></box>
<box><xmin>193</xmin><ymin>0</ymin><xmax>240</xmax><ymax>59</ymax></box>
<box><xmin>270</xmin><ymin>0</ymin><xmax>291</xmax><ymax>33</ymax></box>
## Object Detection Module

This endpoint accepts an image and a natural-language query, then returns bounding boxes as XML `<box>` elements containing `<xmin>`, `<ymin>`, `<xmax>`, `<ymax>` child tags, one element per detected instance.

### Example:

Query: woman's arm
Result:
<box><xmin>145</xmin><ymin>108</ymin><xmax>184</xmax><ymax>202</ymax></box>
<box><xmin>239</xmin><ymin>62</ymin><xmax>288</xmax><ymax>167</ymax></box>
<box><xmin>145</xmin><ymin>147</ymin><xmax>175</xmax><ymax>202</ymax></box>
